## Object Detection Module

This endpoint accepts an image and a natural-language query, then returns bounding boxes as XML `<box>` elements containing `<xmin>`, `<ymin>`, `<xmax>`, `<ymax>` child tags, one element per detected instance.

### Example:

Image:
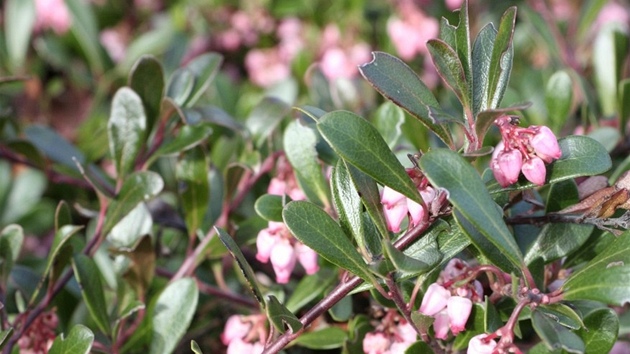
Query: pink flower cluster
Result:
<box><xmin>18</xmin><ymin>309</ymin><xmax>58</xmax><ymax>354</ymax></box>
<box><xmin>491</xmin><ymin>116</ymin><xmax>562</xmax><ymax>187</ymax></box>
<box><xmin>221</xmin><ymin>314</ymin><xmax>267</xmax><ymax>354</ymax></box>
<box><xmin>318</xmin><ymin>24</ymin><xmax>372</xmax><ymax>81</ymax></box>
<box><xmin>362</xmin><ymin>312</ymin><xmax>417</xmax><ymax>354</ymax></box>
<box><xmin>419</xmin><ymin>259</ymin><xmax>483</xmax><ymax>340</ymax></box>
<box><xmin>387</xmin><ymin>1</ymin><xmax>438</xmax><ymax>61</ymax></box>
<box><xmin>34</xmin><ymin>0</ymin><xmax>72</xmax><ymax>35</ymax></box>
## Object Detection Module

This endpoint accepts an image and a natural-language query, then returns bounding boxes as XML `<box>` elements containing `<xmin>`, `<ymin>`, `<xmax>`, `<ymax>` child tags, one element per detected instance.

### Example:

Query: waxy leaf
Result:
<box><xmin>545</xmin><ymin>70</ymin><xmax>574</xmax><ymax>130</ymax></box>
<box><xmin>246</xmin><ymin>97</ymin><xmax>291</xmax><ymax>147</ymax></box>
<box><xmin>49</xmin><ymin>325</ymin><xmax>94</xmax><ymax>354</ymax></box>
<box><xmin>72</xmin><ymin>254</ymin><xmax>111</xmax><ymax>334</ymax></box>
<box><xmin>216</xmin><ymin>227</ymin><xmax>265</xmax><ymax>308</ymax></box>
<box><xmin>420</xmin><ymin>149</ymin><xmax>524</xmax><ymax>274</ymax></box>
<box><xmin>108</xmin><ymin>203</ymin><xmax>152</xmax><ymax>248</ymax></box>
<box><xmin>358</xmin><ymin>52</ymin><xmax>453</xmax><ymax>147</ymax></box>
<box><xmin>373</xmin><ymin>102</ymin><xmax>405</xmax><ymax>149</ymax></box>
<box><xmin>577</xmin><ymin>308</ymin><xmax>618</xmax><ymax>354</ymax></box>
<box><xmin>344</xmin><ymin>162</ymin><xmax>389</xmax><ymax>240</ymax></box>
<box><xmin>108</xmin><ymin>87</ymin><xmax>147</xmax><ymax>180</ymax></box>
<box><xmin>537</xmin><ymin>303</ymin><xmax>585</xmax><ymax>330</ymax></box>
<box><xmin>267</xmin><ymin>295</ymin><xmax>303</xmax><ymax>334</ymax></box>
<box><xmin>25</xmin><ymin>125</ymin><xmax>87</xmax><ymax>167</ymax></box>
<box><xmin>177</xmin><ymin>146</ymin><xmax>209</xmax><ymax>236</ymax></box>
<box><xmin>255</xmin><ymin>194</ymin><xmax>285</xmax><ymax>222</ymax></box>
<box><xmin>150</xmin><ymin>278</ymin><xmax>198</xmax><ymax>354</ymax></box>
<box><xmin>181</xmin><ymin>53</ymin><xmax>223</xmax><ymax>107</ymax></box>
<box><xmin>562</xmin><ymin>232</ymin><xmax>630</xmax><ymax>306</ymax></box>
<box><xmin>524</xmin><ymin>224</ymin><xmax>593</xmax><ymax>265</ymax></box>
<box><xmin>129</xmin><ymin>55</ymin><xmax>164</xmax><ymax>134</ymax></box>
<box><xmin>332</xmin><ymin>160</ymin><xmax>370</xmax><ymax>255</ymax></box>
<box><xmin>293</xmin><ymin>327</ymin><xmax>347</xmax><ymax>349</ymax></box>
<box><xmin>317</xmin><ymin>111</ymin><xmax>421</xmax><ymax>204</ymax></box>
<box><xmin>427</xmin><ymin>39</ymin><xmax>470</xmax><ymax>108</ymax></box>
<box><xmin>485</xmin><ymin>7</ymin><xmax>516</xmax><ymax>111</ymax></box>
<box><xmin>531</xmin><ymin>310</ymin><xmax>585</xmax><ymax>353</ymax></box>
<box><xmin>167</xmin><ymin>68</ymin><xmax>195</xmax><ymax>107</ymax></box>
<box><xmin>283</xmin><ymin>201</ymin><xmax>375</xmax><ymax>283</ymax></box>
<box><xmin>151</xmin><ymin>124</ymin><xmax>212</xmax><ymax>159</ymax></box>
<box><xmin>103</xmin><ymin>171</ymin><xmax>164</xmax><ymax>236</ymax></box>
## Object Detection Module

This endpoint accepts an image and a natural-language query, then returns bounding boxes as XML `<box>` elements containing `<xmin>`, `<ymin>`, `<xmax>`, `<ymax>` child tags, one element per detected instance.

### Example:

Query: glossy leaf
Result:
<box><xmin>152</xmin><ymin>124</ymin><xmax>212</xmax><ymax>159</ymax></box>
<box><xmin>72</xmin><ymin>254</ymin><xmax>111</xmax><ymax>334</ymax></box>
<box><xmin>427</xmin><ymin>39</ymin><xmax>470</xmax><ymax>108</ymax></box>
<box><xmin>531</xmin><ymin>310</ymin><xmax>585</xmax><ymax>353</ymax></box>
<box><xmin>485</xmin><ymin>7</ymin><xmax>516</xmax><ymax>111</ymax></box>
<box><xmin>108</xmin><ymin>203</ymin><xmax>152</xmax><ymax>248</ymax></box>
<box><xmin>488</xmin><ymin>136</ymin><xmax>612</xmax><ymax>193</ymax></box>
<box><xmin>383</xmin><ymin>240</ymin><xmax>440</xmax><ymax>275</ymax></box>
<box><xmin>284</xmin><ymin>120</ymin><xmax>329</xmax><ymax>205</ymax></box>
<box><xmin>108</xmin><ymin>87</ymin><xmax>147</xmax><ymax>180</ymax></box>
<box><xmin>129</xmin><ymin>55</ymin><xmax>164</xmax><ymax>134</ymax></box>
<box><xmin>246</xmin><ymin>97</ymin><xmax>291</xmax><ymax>147</ymax></box>
<box><xmin>317</xmin><ymin>110</ymin><xmax>421</xmax><ymax>204</ymax></box>
<box><xmin>49</xmin><ymin>325</ymin><xmax>94</xmax><ymax>354</ymax></box>
<box><xmin>577</xmin><ymin>308</ymin><xmax>618</xmax><ymax>354</ymax></box>
<box><xmin>285</xmin><ymin>269</ymin><xmax>337</xmax><ymax>313</ymax></box>
<box><xmin>537</xmin><ymin>303</ymin><xmax>585</xmax><ymax>330</ymax></box>
<box><xmin>25</xmin><ymin>125</ymin><xmax>87</xmax><ymax>167</ymax></box>
<box><xmin>184</xmin><ymin>106</ymin><xmax>244</xmax><ymax>132</ymax></box>
<box><xmin>283</xmin><ymin>201</ymin><xmax>375</xmax><ymax>283</ymax></box>
<box><xmin>293</xmin><ymin>327</ymin><xmax>347</xmax><ymax>349</ymax></box>
<box><xmin>150</xmin><ymin>278</ymin><xmax>199</xmax><ymax>354</ymax></box>
<box><xmin>0</xmin><ymin>225</ymin><xmax>23</xmax><ymax>283</ymax></box>
<box><xmin>358</xmin><ymin>52</ymin><xmax>453</xmax><ymax>147</ymax></box>
<box><xmin>562</xmin><ymin>232</ymin><xmax>630</xmax><ymax>306</ymax></box>
<box><xmin>215</xmin><ymin>227</ymin><xmax>265</xmax><ymax>308</ymax></box>
<box><xmin>266</xmin><ymin>295</ymin><xmax>303</xmax><ymax>334</ymax></box>
<box><xmin>103</xmin><ymin>171</ymin><xmax>164</xmax><ymax>236</ymax></box>
<box><xmin>524</xmin><ymin>223</ymin><xmax>593</xmax><ymax>265</ymax></box>
<box><xmin>332</xmin><ymin>160</ymin><xmax>369</xmax><ymax>253</ymax></box>
<box><xmin>0</xmin><ymin>167</ymin><xmax>46</xmax><ymax>225</ymax></box>
<box><xmin>545</xmin><ymin>70</ymin><xmax>573</xmax><ymax>130</ymax></box>
<box><xmin>344</xmin><ymin>162</ymin><xmax>389</xmax><ymax>240</ymax></box>
<box><xmin>373</xmin><ymin>102</ymin><xmax>405</xmax><ymax>148</ymax></box>
<box><xmin>420</xmin><ymin>149</ymin><xmax>524</xmax><ymax>273</ymax></box>
<box><xmin>4</xmin><ymin>0</ymin><xmax>35</xmax><ymax>71</ymax></box>
<box><xmin>471</xmin><ymin>23</ymin><xmax>497</xmax><ymax>116</ymax></box>
<box><xmin>255</xmin><ymin>194</ymin><xmax>285</xmax><ymax>222</ymax></box>
<box><xmin>454</xmin><ymin>0</ymin><xmax>472</xmax><ymax>99</ymax></box>
<box><xmin>177</xmin><ymin>146</ymin><xmax>209</xmax><ymax>236</ymax></box>
<box><xmin>166</xmin><ymin>68</ymin><xmax>195</xmax><ymax>106</ymax></box>
<box><xmin>181</xmin><ymin>53</ymin><xmax>223</xmax><ymax>107</ymax></box>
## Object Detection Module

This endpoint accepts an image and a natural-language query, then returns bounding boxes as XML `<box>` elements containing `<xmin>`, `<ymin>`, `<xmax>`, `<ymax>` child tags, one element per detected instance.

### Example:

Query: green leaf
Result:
<box><xmin>545</xmin><ymin>70</ymin><xmax>574</xmax><ymax>130</ymax></box>
<box><xmin>0</xmin><ymin>167</ymin><xmax>46</xmax><ymax>225</ymax></box>
<box><xmin>184</xmin><ymin>106</ymin><xmax>244</xmax><ymax>132</ymax></box>
<box><xmin>103</xmin><ymin>171</ymin><xmax>164</xmax><ymax>236</ymax></box>
<box><xmin>129</xmin><ymin>55</ymin><xmax>164</xmax><ymax>134</ymax></box>
<box><xmin>215</xmin><ymin>227</ymin><xmax>265</xmax><ymax>308</ymax></box>
<box><xmin>283</xmin><ymin>201</ymin><xmax>375</xmax><ymax>283</ymax></box>
<box><xmin>177</xmin><ymin>146</ymin><xmax>209</xmax><ymax>236</ymax></box>
<box><xmin>455</xmin><ymin>0</ymin><xmax>472</xmax><ymax>101</ymax></box>
<box><xmin>255</xmin><ymin>194</ymin><xmax>285</xmax><ymax>222</ymax></box>
<box><xmin>317</xmin><ymin>110</ymin><xmax>421</xmax><ymax>204</ymax></box>
<box><xmin>427</xmin><ymin>39</ymin><xmax>470</xmax><ymax>108</ymax></box>
<box><xmin>49</xmin><ymin>325</ymin><xmax>94</xmax><ymax>354</ymax></box>
<box><xmin>488</xmin><ymin>136</ymin><xmax>612</xmax><ymax>193</ymax></box>
<box><xmin>117</xmin><ymin>236</ymin><xmax>155</xmax><ymax>300</ymax></box>
<box><xmin>537</xmin><ymin>303</ymin><xmax>585</xmax><ymax>330</ymax></box>
<box><xmin>531</xmin><ymin>310</ymin><xmax>585</xmax><ymax>354</ymax></box>
<box><xmin>344</xmin><ymin>162</ymin><xmax>390</xmax><ymax>240</ymax></box>
<box><xmin>577</xmin><ymin>308</ymin><xmax>619</xmax><ymax>354</ymax></box>
<box><xmin>485</xmin><ymin>7</ymin><xmax>516</xmax><ymax>111</ymax></box>
<box><xmin>0</xmin><ymin>328</ymin><xmax>13</xmax><ymax>348</ymax></box>
<box><xmin>166</xmin><ymin>68</ymin><xmax>195</xmax><ymax>106</ymax></box>
<box><xmin>577</xmin><ymin>0</ymin><xmax>609</xmax><ymax>40</ymax></box>
<box><xmin>473</xmin><ymin>102</ymin><xmax>532</xmax><ymax>142</ymax></box>
<box><xmin>285</xmin><ymin>269</ymin><xmax>337</xmax><ymax>313</ymax></box>
<box><xmin>25</xmin><ymin>125</ymin><xmax>87</xmax><ymax>167</ymax></box>
<box><xmin>151</xmin><ymin>123</ymin><xmax>212</xmax><ymax>160</ymax></box>
<box><xmin>593</xmin><ymin>25</ymin><xmax>626</xmax><ymax>117</ymax></box>
<box><xmin>72</xmin><ymin>254</ymin><xmax>111</xmax><ymax>334</ymax></box>
<box><xmin>0</xmin><ymin>225</ymin><xmax>23</xmax><ymax>283</ymax></box>
<box><xmin>358</xmin><ymin>52</ymin><xmax>453</xmax><ymax>147</ymax></box>
<box><xmin>266</xmin><ymin>295</ymin><xmax>303</xmax><ymax>334</ymax></box>
<box><xmin>293</xmin><ymin>326</ymin><xmax>347</xmax><ymax>349</ymax></box>
<box><xmin>4</xmin><ymin>0</ymin><xmax>35</xmax><ymax>72</ymax></box>
<box><xmin>471</xmin><ymin>23</ymin><xmax>497</xmax><ymax>116</ymax></box>
<box><xmin>332</xmin><ymin>160</ymin><xmax>370</xmax><ymax>254</ymax></box>
<box><xmin>619</xmin><ymin>79</ymin><xmax>630</xmax><ymax>136</ymax></box>
<box><xmin>284</xmin><ymin>121</ymin><xmax>330</xmax><ymax>206</ymax></box>
<box><xmin>65</xmin><ymin>0</ymin><xmax>104</xmax><ymax>74</ymax></box>
<box><xmin>191</xmin><ymin>340</ymin><xmax>203</xmax><ymax>354</ymax></box>
<box><xmin>420</xmin><ymin>149</ymin><xmax>524</xmax><ymax>274</ymax></box>
<box><xmin>383</xmin><ymin>240</ymin><xmax>440</xmax><ymax>275</ymax></box>
<box><xmin>150</xmin><ymin>278</ymin><xmax>199</xmax><ymax>354</ymax></box>
<box><xmin>108</xmin><ymin>203</ymin><xmax>152</xmax><ymax>248</ymax></box>
<box><xmin>452</xmin><ymin>303</ymin><xmax>486</xmax><ymax>350</ymax></box>
<box><xmin>524</xmin><ymin>224</ymin><xmax>593</xmax><ymax>265</ymax></box>
<box><xmin>245</xmin><ymin>97</ymin><xmax>291</xmax><ymax>147</ymax></box>
<box><xmin>562</xmin><ymin>232</ymin><xmax>630</xmax><ymax>306</ymax></box>
<box><xmin>181</xmin><ymin>53</ymin><xmax>223</xmax><ymax>107</ymax></box>
<box><xmin>108</xmin><ymin>87</ymin><xmax>148</xmax><ymax>180</ymax></box>
<box><xmin>373</xmin><ymin>101</ymin><xmax>405</xmax><ymax>149</ymax></box>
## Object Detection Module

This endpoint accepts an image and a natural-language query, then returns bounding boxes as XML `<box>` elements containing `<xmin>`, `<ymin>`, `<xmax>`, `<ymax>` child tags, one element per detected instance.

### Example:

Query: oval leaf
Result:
<box><xmin>317</xmin><ymin>110</ymin><xmax>421</xmax><ymax>204</ymax></box>
<box><xmin>177</xmin><ymin>146</ymin><xmax>209</xmax><ymax>236</ymax></box>
<box><xmin>577</xmin><ymin>308</ymin><xmax>619</xmax><ymax>354</ymax></box>
<box><xmin>129</xmin><ymin>55</ymin><xmax>164</xmax><ymax>134</ymax></box>
<box><xmin>246</xmin><ymin>97</ymin><xmax>291</xmax><ymax>147</ymax></box>
<box><xmin>72</xmin><ymin>254</ymin><xmax>111</xmax><ymax>334</ymax></box>
<box><xmin>150</xmin><ymin>278</ymin><xmax>199</xmax><ymax>354</ymax></box>
<box><xmin>49</xmin><ymin>324</ymin><xmax>94</xmax><ymax>354</ymax></box>
<box><xmin>283</xmin><ymin>201</ymin><xmax>375</xmax><ymax>283</ymax></box>
<box><xmin>255</xmin><ymin>194</ymin><xmax>285</xmax><ymax>222</ymax></box>
<box><xmin>545</xmin><ymin>70</ymin><xmax>574</xmax><ymax>130</ymax></box>
<box><xmin>531</xmin><ymin>310</ymin><xmax>585</xmax><ymax>353</ymax></box>
<box><xmin>182</xmin><ymin>53</ymin><xmax>223</xmax><ymax>107</ymax></box>
<box><xmin>427</xmin><ymin>39</ymin><xmax>470</xmax><ymax>108</ymax></box>
<box><xmin>5</xmin><ymin>0</ymin><xmax>35</xmax><ymax>71</ymax></box>
<box><xmin>293</xmin><ymin>326</ymin><xmax>347</xmax><ymax>350</ymax></box>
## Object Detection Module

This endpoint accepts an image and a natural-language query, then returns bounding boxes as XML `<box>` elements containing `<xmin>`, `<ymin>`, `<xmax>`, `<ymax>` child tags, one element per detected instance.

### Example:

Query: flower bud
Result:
<box><xmin>406</xmin><ymin>198</ymin><xmax>426</xmax><ymax>227</ymax></box>
<box><xmin>419</xmin><ymin>283</ymin><xmax>450</xmax><ymax>316</ymax></box>
<box><xmin>221</xmin><ymin>315</ymin><xmax>251</xmax><ymax>345</ymax></box>
<box><xmin>227</xmin><ymin>338</ymin><xmax>262</xmax><ymax>354</ymax></box>
<box><xmin>295</xmin><ymin>242</ymin><xmax>319</xmax><ymax>275</ymax></box>
<box><xmin>395</xmin><ymin>320</ymin><xmax>417</xmax><ymax>344</ymax></box>
<box><xmin>270</xmin><ymin>239</ymin><xmax>297</xmax><ymax>284</ymax></box>
<box><xmin>496</xmin><ymin>149</ymin><xmax>523</xmax><ymax>186</ymax></box>
<box><xmin>447</xmin><ymin>296</ymin><xmax>472</xmax><ymax>334</ymax></box>
<box><xmin>440</xmin><ymin>258</ymin><xmax>469</xmax><ymax>282</ymax></box>
<box><xmin>381</xmin><ymin>186</ymin><xmax>407</xmax><ymax>207</ymax></box>
<box><xmin>530</xmin><ymin>126</ymin><xmax>562</xmax><ymax>163</ymax></box>
<box><xmin>433</xmin><ymin>310</ymin><xmax>450</xmax><ymax>339</ymax></box>
<box><xmin>362</xmin><ymin>332</ymin><xmax>391</xmax><ymax>354</ymax></box>
<box><xmin>467</xmin><ymin>334</ymin><xmax>497</xmax><ymax>354</ymax></box>
<box><xmin>383</xmin><ymin>201</ymin><xmax>408</xmax><ymax>233</ymax></box>
<box><xmin>255</xmin><ymin>228</ymin><xmax>279</xmax><ymax>263</ymax></box>
<box><xmin>522</xmin><ymin>156</ymin><xmax>547</xmax><ymax>185</ymax></box>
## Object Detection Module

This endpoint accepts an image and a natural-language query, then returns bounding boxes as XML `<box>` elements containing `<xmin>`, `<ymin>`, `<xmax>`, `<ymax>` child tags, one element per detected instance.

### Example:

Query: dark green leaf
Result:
<box><xmin>177</xmin><ymin>146</ymin><xmax>209</xmax><ymax>236</ymax></box>
<box><xmin>545</xmin><ymin>70</ymin><xmax>574</xmax><ymax>131</ymax></box>
<box><xmin>474</xmin><ymin>102</ymin><xmax>532</xmax><ymax>142</ymax></box>
<box><xmin>117</xmin><ymin>236</ymin><xmax>155</xmax><ymax>299</ymax></box>
<box><xmin>537</xmin><ymin>303</ymin><xmax>585</xmax><ymax>330</ymax></box>
<box><xmin>373</xmin><ymin>102</ymin><xmax>405</xmax><ymax>148</ymax></box>
<box><xmin>294</xmin><ymin>105</ymin><xmax>327</xmax><ymax>122</ymax></box>
<box><xmin>25</xmin><ymin>125</ymin><xmax>87</xmax><ymax>167</ymax></box>
<box><xmin>65</xmin><ymin>0</ymin><xmax>104</xmax><ymax>73</ymax></box>
<box><xmin>246</xmin><ymin>97</ymin><xmax>291</xmax><ymax>147</ymax></box>
<box><xmin>285</xmin><ymin>269</ymin><xmax>336</xmax><ymax>313</ymax></box>
<box><xmin>562</xmin><ymin>232</ymin><xmax>630</xmax><ymax>306</ymax></box>
<box><xmin>129</xmin><ymin>55</ymin><xmax>164</xmax><ymax>134</ymax></box>
<box><xmin>283</xmin><ymin>201</ymin><xmax>375</xmax><ymax>283</ymax></box>
<box><xmin>150</xmin><ymin>278</ymin><xmax>199</xmax><ymax>354</ymax></box>
<box><xmin>455</xmin><ymin>0</ymin><xmax>472</xmax><ymax>101</ymax></box>
<box><xmin>151</xmin><ymin>124</ymin><xmax>212</xmax><ymax>160</ymax></box>
<box><xmin>49</xmin><ymin>325</ymin><xmax>94</xmax><ymax>354</ymax></box>
<box><xmin>472</xmin><ymin>23</ymin><xmax>497</xmax><ymax>116</ymax></box>
<box><xmin>72</xmin><ymin>254</ymin><xmax>111</xmax><ymax>334</ymax></box>
<box><xmin>103</xmin><ymin>171</ymin><xmax>164</xmax><ymax>236</ymax></box>
<box><xmin>420</xmin><ymin>149</ymin><xmax>524</xmax><ymax>273</ymax></box>
<box><xmin>439</xmin><ymin>17</ymin><xmax>456</xmax><ymax>48</ymax></box>
<box><xmin>0</xmin><ymin>328</ymin><xmax>12</xmax><ymax>348</ymax></box>
<box><xmin>108</xmin><ymin>87</ymin><xmax>148</xmax><ymax>180</ymax></box>
<box><xmin>166</xmin><ymin>68</ymin><xmax>195</xmax><ymax>106</ymax></box>
<box><xmin>182</xmin><ymin>53</ymin><xmax>223</xmax><ymax>107</ymax></box>
<box><xmin>215</xmin><ymin>227</ymin><xmax>265</xmax><ymax>308</ymax></box>
<box><xmin>255</xmin><ymin>194</ymin><xmax>285</xmax><ymax>222</ymax></box>
<box><xmin>293</xmin><ymin>327</ymin><xmax>347</xmax><ymax>349</ymax></box>
<box><xmin>619</xmin><ymin>79</ymin><xmax>630</xmax><ymax>136</ymax></box>
<box><xmin>344</xmin><ymin>162</ymin><xmax>389</xmax><ymax>240</ymax></box>
<box><xmin>55</xmin><ymin>201</ymin><xmax>73</xmax><ymax>231</ymax></box>
<box><xmin>485</xmin><ymin>7</ymin><xmax>516</xmax><ymax>111</ymax></box>
<box><xmin>488</xmin><ymin>136</ymin><xmax>612</xmax><ymax>193</ymax></box>
<box><xmin>184</xmin><ymin>106</ymin><xmax>244</xmax><ymax>132</ymax></box>
<box><xmin>358</xmin><ymin>52</ymin><xmax>453</xmax><ymax>147</ymax></box>
<box><xmin>4</xmin><ymin>0</ymin><xmax>35</xmax><ymax>71</ymax></box>
<box><xmin>317</xmin><ymin>110</ymin><xmax>421</xmax><ymax>204</ymax></box>
<box><xmin>427</xmin><ymin>39</ymin><xmax>470</xmax><ymax>108</ymax></box>
<box><xmin>0</xmin><ymin>225</ymin><xmax>23</xmax><ymax>283</ymax></box>
<box><xmin>332</xmin><ymin>160</ymin><xmax>370</xmax><ymax>255</ymax></box>
<box><xmin>108</xmin><ymin>203</ymin><xmax>152</xmax><ymax>248</ymax></box>
<box><xmin>405</xmin><ymin>341</ymin><xmax>435</xmax><ymax>354</ymax></box>
<box><xmin>383</xmin><ymin>240</ymin><xmax>440</xmax><ymax>275</ymax></box>
<box><xmin>6</xmin><ymin>139</ymin><xmax>46</xmax><ymax>169</ymax></box>
<box><xmin>266</xmin><ymin>295</ymin><xmax>303</xmax><ymax>334</ymax></box>
<box><xmin>531</xmin><ymin>310</ymin><xmax>585</xmax><ymax>353</ymax></box>
<box><xmin>284</xmin><ymin>121</ymin><xmax>329</xmax><ymax>205</ymax></box>
<box><xmin>524</xmin><ymin>224</ymin><xmax>593</xmax><ymax>265</ymax></box>
<box><xmin>577</xmin><ymin>308</ymin><xmax>619</xmax><ymax>354</ymax></box>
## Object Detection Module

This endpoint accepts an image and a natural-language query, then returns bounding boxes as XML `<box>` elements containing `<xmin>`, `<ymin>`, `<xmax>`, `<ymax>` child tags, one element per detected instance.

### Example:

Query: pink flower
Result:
<box><xmin>295</xmin><ymin>242</ymin><xmax>319</xmax><ymax>275</ymax></box>
<box><xmin>395</xmin><ymin>320</ymin><xmax>417</xmax><ymax>344</ymax></box>
<box><xmin>227</xmin><ymin>338</ymin><xmax>263</xmax><ymax>354</ymax></box>
<box><xmin>433</xmin><ymin>310</ymin><xmax>450</xmax><ymax>339</ymax></box>
<box><xmin>440</xmin><ymin>258</ymin><xmax>469</xmax><ymax>281</ymax></box>
<box><xmin>521</xmin><ymin>157</ymin><xmax>547</xmax><ymax>185</ymax></box>
<box><xmin>221</xmin><ymin>315</ymin><xmax>251</xmax><ymax>345</ymax></box>
<box><xmin>530</xmin><ymin>126</ymin><xmax>562</xmax><ymax>163</ymax></box>
<box><xmin>467</xmin><ymin>334</ymin><xmax>497</xmax><ymax>354</ymax></box>
<box><xmin>255</xmin><ymin>227</ymin><xmax>279</xmax><ymax>263</ymax></box>
<box><xmin>100</xmin><ymin>29</ymin><xmax>127</xmax><ymax>63</ymax></box>
<box><xmin>495</xmin><ymin>149</ymin><xmax>523</xmax><ymax>187</ymax></box>
<box><xmin>419</xmin><ymin>283</ymin><xmax>450</xmax><ymax>316</ymax></box>
<box><xmin>245</xmin><ymin>49</ymin><xmax>291</xmax><ymax>87</ymax></box>
<box><xmin>382</xmin><ymin>187</ymin><xmax>410</xmax><ymax>233</ymax></box>
<box><xmin>447</xmin><ymin>296</ymin><xmax>472</xmax><ymax>334</ymax></box>
<box><xmin>35</xmin><ymin>0</ymin><xmax>72</xmax><ymax>35</ymax></box>
<box><xmin>363</xmin><ymin>332</ymin><xmax>391</xmax><ymax>354</ymax></box>
<box><xmin>445</xmin><ymin>0</ymin><xmax>464</xmax><ymax>10</ymax></box>
<box><xmin>270</xmin><ymin>239</ymin><xmax>297</xmax><ymax>284</ymax></box>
